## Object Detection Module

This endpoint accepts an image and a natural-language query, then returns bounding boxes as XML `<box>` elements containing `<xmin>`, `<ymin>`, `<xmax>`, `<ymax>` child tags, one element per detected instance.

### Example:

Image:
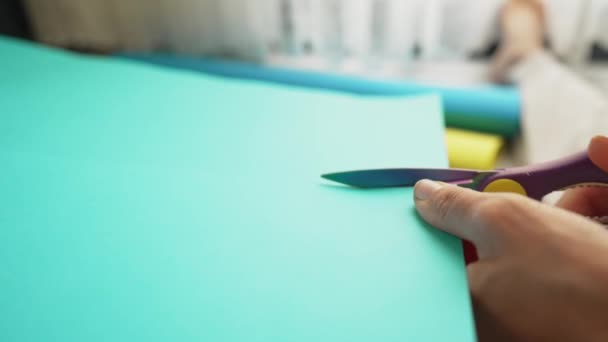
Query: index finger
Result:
<box><xmin>589</xmin><ymin>135</ymin><xmax>608</xmax><ymax>172</ymax></box>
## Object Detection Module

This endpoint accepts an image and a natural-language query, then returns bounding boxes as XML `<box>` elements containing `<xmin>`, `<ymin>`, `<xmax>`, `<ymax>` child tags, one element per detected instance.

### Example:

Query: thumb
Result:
<box><xmin>414</xmin><ymin>180</ymin><xmax>489</xmax><ymax>244</ymax></box>
<box><xmin>413</xmin><ymin>179</ymin><xmax>602</xmax><ymax>258</ymax></box>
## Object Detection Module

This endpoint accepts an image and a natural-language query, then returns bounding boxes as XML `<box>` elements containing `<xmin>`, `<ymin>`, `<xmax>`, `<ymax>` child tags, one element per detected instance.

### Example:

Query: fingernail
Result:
<box><xmin>414</xmin><ymin>179</ymin><xmax>442</xmax><ymax>201</ymax></box>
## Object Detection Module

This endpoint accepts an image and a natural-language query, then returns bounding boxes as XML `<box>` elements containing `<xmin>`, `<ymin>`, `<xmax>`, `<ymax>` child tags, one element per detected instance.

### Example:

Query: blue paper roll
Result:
<box><xmin>120</xmin><ymin>54</ymin><xmax>521</xmax><ymax>137</ymax></box>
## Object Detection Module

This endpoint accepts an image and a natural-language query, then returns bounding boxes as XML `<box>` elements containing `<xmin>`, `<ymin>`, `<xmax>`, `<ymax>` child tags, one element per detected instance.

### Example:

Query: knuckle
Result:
<box><xmin>473</xmin><ymin>198</ymin><xmax>507</xmax><ymax>223</ymax></box>
<box><xmin>433</xmin><ymin>187</ymin><xmax>469</xmax><ymax>223</ymax></box>
<box><xmin>473</xmin><ymin>194</ymin><xmax>522</xmax><ymax>227</ymax></box>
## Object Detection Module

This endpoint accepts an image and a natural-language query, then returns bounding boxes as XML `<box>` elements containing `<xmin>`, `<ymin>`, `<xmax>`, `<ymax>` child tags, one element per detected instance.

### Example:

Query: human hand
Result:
<box><xmin>414</xmin><ymin>136</ymin><xmax>608</xmax><ymax>341</ymax></box>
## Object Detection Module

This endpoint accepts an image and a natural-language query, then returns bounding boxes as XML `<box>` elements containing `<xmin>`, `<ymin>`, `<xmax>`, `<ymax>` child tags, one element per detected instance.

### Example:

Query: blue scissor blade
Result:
<box><xmin>321</xmin><ymin>168</ymin><xmax>482</xmax><ymax>188</ymax></box>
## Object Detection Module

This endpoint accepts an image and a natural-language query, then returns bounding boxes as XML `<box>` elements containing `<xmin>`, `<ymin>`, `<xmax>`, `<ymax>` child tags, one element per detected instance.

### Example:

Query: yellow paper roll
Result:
<box><xmin>445</xmin><ymin>128</ymin><xmax>504</xmax><ymax>170</ymax></box>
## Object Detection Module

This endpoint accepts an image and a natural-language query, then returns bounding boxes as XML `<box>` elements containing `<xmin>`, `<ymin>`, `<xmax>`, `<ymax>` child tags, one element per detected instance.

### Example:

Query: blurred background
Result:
<box><xmin>2</xmin><ymin>0</ymin><xmax>608</xmax><ymax>169</ymax></box>
<box><xmin>3</xmin><ymin>0</ymin><xmax>608</xmax><ymax>78</ymax></box>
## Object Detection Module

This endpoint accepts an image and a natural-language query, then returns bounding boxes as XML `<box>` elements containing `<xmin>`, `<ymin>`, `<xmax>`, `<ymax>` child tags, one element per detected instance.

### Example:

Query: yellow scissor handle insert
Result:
<box><xmin>482</xmin><ymin>178</ymin><xmax>527</xmax><ymax>196</ymax></box>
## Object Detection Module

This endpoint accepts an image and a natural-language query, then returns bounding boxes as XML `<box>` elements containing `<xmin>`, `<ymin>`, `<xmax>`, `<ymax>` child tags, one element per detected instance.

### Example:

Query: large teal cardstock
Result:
<box><xmin>0</xmin><ymin>37</ymin><xmax>475</xmax><ymax>341</ymax></box>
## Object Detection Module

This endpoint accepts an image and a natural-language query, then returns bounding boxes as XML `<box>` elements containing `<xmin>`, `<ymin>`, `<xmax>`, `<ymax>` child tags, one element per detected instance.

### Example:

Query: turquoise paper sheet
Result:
<box><xmin>121</xmin><ymin>53</ymin><xmax>521</xmax><ymax>137</ymax></box>
<box><xmin>0</xmin><ymin>37</ymin><xmax>475</xmax><ymax>342</ymax></box>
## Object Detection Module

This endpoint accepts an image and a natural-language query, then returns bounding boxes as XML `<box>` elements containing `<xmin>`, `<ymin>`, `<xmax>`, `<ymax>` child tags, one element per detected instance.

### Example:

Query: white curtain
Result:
<box><xmin>23</xmin><ymin>0</ymin><xmax>608</xmax><ymax>65</ymax></box>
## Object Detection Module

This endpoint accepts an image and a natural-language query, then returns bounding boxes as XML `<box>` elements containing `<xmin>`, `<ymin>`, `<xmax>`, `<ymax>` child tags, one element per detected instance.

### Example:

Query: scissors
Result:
<box><xmin>322</xmin><ymin>150</ymin><xmax>608</xmax><ymax>214</ymax></box>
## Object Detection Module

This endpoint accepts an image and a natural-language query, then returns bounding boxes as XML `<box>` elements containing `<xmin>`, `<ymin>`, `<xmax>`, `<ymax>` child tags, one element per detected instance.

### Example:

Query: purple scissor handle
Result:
<box><xmin>322</xmin><ymin>150</ymin><xmax>608</xmax><ymax>201</ymax></box>
<box><xmin>471</xmin><ymin>151</ymin><xmax>608</xmax><ymax>200</ymax></box>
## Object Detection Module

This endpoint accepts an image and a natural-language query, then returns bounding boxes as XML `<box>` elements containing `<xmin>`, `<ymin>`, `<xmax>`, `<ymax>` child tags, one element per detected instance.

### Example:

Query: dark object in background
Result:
<box><xmin>591</xmin><ymin>44</ymin><xmax>608</xmax><ymax>61</ymax></box>
<box><xmin>0</xmin><ymin>0</ymin><xmax>32</xmax><ymax>39</ymax></box>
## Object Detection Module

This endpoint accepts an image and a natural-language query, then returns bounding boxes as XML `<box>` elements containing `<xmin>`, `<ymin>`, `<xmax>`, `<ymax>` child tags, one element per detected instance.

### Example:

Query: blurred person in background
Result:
<box><xmin>489</xmin><ymin>0</ymin><xmax>608</xmax><ymax>165</ymax></box>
